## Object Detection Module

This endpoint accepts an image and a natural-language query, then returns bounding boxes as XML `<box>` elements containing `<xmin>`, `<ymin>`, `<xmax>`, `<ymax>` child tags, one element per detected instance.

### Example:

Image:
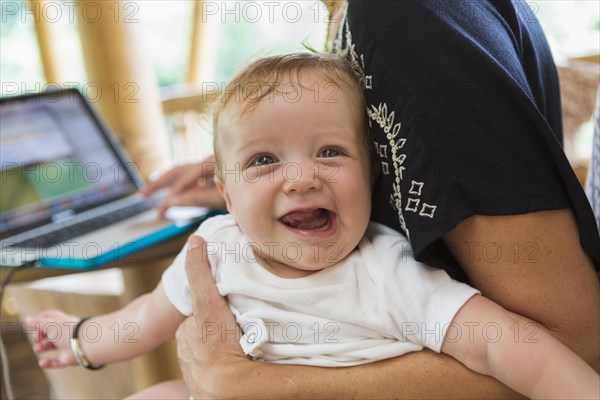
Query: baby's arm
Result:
<box><xmin>27</xmin><ymin>282</ymin><xmax>185</xmax><ymax>368</ymax></box>
<box><xmin>441</xmin><ymin>294</ymin><xmax>599</xmax><ymax>399</ymax></box>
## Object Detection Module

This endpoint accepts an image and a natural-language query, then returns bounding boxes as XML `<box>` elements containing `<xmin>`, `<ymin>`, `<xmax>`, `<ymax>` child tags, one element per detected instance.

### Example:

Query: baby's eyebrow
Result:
<box><xmin>235</xmin><ymin>139</ymin><xmax>270</xmax><ymax>156</ymax></box>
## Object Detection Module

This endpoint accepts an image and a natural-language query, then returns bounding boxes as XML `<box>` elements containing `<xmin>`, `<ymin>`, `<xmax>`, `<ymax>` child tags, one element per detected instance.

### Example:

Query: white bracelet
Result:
<box><xmin>70</xmin><ymin>317</ymin><xmax>105</xmax><ymax>370</ymax></box>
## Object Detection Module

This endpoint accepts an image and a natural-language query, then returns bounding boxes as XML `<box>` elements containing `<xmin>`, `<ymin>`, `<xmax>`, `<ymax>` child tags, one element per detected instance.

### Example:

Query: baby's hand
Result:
<box><xmin>25</xmin><ymin>310</ymin><xmax>79</xmax><ymax>368</ymax></box>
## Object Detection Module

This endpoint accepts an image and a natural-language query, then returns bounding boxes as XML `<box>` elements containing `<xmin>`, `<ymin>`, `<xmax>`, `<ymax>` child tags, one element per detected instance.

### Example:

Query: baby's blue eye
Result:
<box><xmin>320</xmin><ymin>148</ymin><xmax>340</xmax><ymax>158</ymax></box>
<box><xmin>253</xmin><ymin>155</ymin><xmax>277</xmax><ymax>166</ymax></box>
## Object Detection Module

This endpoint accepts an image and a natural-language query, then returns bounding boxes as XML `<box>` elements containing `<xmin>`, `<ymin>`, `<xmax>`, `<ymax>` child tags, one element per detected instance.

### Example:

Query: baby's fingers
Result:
<box><xmin>28</xmin><ymin>322</ymin><xmax>54</xmax><ymax>344</ymax></box>
<box><xmin>38</xmin><ymin>355</ymin><xmax>72</xmax><ymax>369</ymax></box>
<box><xmin>32</xmin><ymin>339</ymin><xmax>57</xmax><ymax>354</ymax></box>
<box><xmin>26</xmin><ymin>313</ymin><xmax>78</xmax><ymax>334</ymax></box>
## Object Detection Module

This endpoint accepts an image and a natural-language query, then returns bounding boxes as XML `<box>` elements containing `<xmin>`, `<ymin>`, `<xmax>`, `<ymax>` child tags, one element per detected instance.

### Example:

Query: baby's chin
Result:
<box><xmin>255</xmin><ymin>244</ymin><xmax>353</xmax><ymax>278</ymax></box>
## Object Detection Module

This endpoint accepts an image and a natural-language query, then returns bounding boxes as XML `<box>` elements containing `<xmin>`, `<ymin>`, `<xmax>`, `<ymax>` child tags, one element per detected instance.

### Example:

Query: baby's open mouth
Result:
<box><xmin>279</xmin><ymin>208</ymin><xmax>333</xmax><ymax>231</ymax></box>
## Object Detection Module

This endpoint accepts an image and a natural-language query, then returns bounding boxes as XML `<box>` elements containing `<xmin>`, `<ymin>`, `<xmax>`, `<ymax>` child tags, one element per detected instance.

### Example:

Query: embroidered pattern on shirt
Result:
<box><xmin>330</xmin><ymin>7</ymin><xmax>369</xmax><ymax>88</ymax></box>
<box><xmin>368</xmin><ymin>102</ymin><xmax>409</xmax><ymax>235</ymax></box>
<box><xmin>331</xmin><ymin>6</ymin><xmax>438</xmax><ymax>238</ymax></box>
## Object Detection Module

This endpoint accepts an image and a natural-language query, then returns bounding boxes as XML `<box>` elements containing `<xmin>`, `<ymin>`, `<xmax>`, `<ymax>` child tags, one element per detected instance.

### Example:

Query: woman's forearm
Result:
<box><xmin>178</xmin><ymin>236</ymin><xmax>521</xmax><ymax>399</ymax></box>
<box><xmin>444</xmin><ymin>210</ymin><xmax>600</xmax><ymax>370</ymax></box>
<box><xmin>189</xmin><ymin>349</ymin><xmax>521</xmax><ymax>399</ymax></box>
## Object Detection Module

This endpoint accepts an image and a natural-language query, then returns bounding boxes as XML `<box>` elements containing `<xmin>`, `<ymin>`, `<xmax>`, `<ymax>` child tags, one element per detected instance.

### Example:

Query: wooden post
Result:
<box><xmin>74</xmin><ymin>0</ymin><xmax>169</xmax><ymax>179</ymax></box>
<box><xmin>186</xmin><ymin>0</ymin><xmax>204</xmax><ymax>83</ymax></box>
<box><xmin>186</xmin><ymin>0</ymin><xmax>217</xmax><ymax>84</ymax></box>
<box><xmin>28</xmin><ymin>0</ymin><xmax>69</xmax><ymax>83</ymax></box>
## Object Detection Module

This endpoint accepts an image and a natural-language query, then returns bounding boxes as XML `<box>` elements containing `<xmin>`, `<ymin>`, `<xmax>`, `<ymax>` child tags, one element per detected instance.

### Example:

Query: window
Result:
<box><xmin>0</xmin><ymin>0</ymin><xmax>86</xmax><ymax>96</ymax></box>
<box><xmin>536</xmin><ymin>0</ymin><xmax>600</xmax><ymax>59</ymax></box>
<box><xmin>136</xmin><ymin>1</ymin><xmax>329</xmax><ymax>86</ymax></box>
<box><xmin>2</xmin><ymin>1</ymin><xmax>597</xmax><ymax>93</ymax></box>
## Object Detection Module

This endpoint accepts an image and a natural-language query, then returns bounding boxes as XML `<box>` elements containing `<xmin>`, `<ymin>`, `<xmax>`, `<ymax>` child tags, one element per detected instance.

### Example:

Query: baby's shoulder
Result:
<box><xmin>194</xmin><ymin>214</ymin><xmax>241</xmax><ymax>241</ymax></box>
<box><xmin>363</xmin><ymin>222</ymin><xmax>411</xmax><ymax>252</ymax></box>
<box><xmin>359</xmin><ymin>222</ymin><xmax>422</xmax><ymax>273</ymax></box>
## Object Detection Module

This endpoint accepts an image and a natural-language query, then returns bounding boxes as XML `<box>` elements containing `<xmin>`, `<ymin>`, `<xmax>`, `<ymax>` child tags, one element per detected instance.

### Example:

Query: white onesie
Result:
<box><xmin>162</xmin><ymin>214</ymin><xmax>479</xmax><ymax>367</ymax></box>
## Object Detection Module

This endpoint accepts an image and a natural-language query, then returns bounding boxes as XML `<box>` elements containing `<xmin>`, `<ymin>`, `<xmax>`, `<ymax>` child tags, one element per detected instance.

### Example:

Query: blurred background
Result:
<box><xmin>1</xmin><ymin>0</ymin><xmax>598</xmax><ymax>171</ymax></box>
<box><xmin>1</xmin><ymin>0</ymin><xmax>328</xmax><ymax>90</ymax></box>
<box><xmin>3</xmin><ymin>1</ymin><xmax>598</xmax><ymax>89</ymax></box>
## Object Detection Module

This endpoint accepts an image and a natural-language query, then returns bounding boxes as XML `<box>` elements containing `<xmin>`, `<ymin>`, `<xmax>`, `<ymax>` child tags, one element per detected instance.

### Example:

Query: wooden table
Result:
<box><xmin>1</xmin><ymin>232</ymin><xmax>191</xmax><ymax>399</ymax></box>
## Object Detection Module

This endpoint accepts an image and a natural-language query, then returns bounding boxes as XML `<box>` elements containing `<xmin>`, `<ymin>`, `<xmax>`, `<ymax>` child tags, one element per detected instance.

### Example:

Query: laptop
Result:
<box><xmin>0</xmin><ymin>88</ymin><xmax>215</xmax><ymax>269</ymax></box>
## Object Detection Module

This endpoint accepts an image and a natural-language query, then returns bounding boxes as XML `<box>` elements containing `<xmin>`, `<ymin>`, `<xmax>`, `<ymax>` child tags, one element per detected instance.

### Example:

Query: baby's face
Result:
<box><xmin>215</xmin><ymin>70</ymin><xmax>371</xmax><ymax>278</ymax></box>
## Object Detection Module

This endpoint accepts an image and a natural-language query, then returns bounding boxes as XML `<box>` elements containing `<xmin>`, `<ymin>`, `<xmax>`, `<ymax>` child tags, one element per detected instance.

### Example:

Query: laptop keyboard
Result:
<box><xmin>10</xmin><ymin>198</ymin><xmax>156</xmax><ymax>249</ymax></box>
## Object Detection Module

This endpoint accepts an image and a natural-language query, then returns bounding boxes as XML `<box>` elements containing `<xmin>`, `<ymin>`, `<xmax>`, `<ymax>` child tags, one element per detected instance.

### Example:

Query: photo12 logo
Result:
<box><xmin>1</xmin><ymin>82</ymin><xmax>139</xmax><ymax>104</ymax></box>
<box><xmin>1</xmin><ymin>1</ymin><xmax>139</xmax><ymax>24</ymax></box>
<box><xmin>200</xmin><ymin>1</ymin><xmax>342</xmax><ymax>24</ymax></box>
<box><xmin>1</xmin><ymin>161</ymin><xmax>139</xmax><ymax>185</ymax></box>
<box><xmin>1</xmin><ymin>241</ymin><xmax>141</xmax><ymax>264</ymax></box>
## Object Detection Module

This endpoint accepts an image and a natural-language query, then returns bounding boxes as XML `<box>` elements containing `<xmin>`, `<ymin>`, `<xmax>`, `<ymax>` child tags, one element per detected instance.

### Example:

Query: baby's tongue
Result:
<box><xmin>280</xmin><ymin>209</ymin><xmax>329</xmax><ymax>230</ymax></box>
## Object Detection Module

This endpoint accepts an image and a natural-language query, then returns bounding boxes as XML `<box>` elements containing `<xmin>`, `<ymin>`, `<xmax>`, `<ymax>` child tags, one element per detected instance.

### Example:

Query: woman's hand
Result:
<box><xmin>25</xmin><ymin>310</ymin><xmax>79</xmax><ymax>368</ymax></box>
<box><xmin>141</xmin><ymin>156</ymin><xmax>226</xmax><ymax>216</ymax></box>
<box><xmin>175</xmin><ymin>236</ymin><xmax>248</xmax><ymax>398</ymax></box>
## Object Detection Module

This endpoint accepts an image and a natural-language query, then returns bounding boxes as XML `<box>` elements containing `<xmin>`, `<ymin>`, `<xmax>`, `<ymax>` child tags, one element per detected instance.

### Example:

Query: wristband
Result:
<box><xmin>70</xmin><ymin>317</ymin><xmax>105</xmax><ymax>370</ymax></box>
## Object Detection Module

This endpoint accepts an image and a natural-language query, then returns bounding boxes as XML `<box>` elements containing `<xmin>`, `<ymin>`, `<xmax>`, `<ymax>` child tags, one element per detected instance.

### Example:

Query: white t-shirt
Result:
<box><xmin>162</xmin><ymin>214</ymin><xmax>479</xmax><ymax>367</ymax></box>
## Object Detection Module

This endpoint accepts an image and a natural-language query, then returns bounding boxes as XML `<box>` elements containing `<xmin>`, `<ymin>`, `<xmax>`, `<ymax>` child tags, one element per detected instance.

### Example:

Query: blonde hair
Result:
<box><xmin>212</xmin><ymin>52</ymin><xmax>368</xmax><ymax>177</ymax></box>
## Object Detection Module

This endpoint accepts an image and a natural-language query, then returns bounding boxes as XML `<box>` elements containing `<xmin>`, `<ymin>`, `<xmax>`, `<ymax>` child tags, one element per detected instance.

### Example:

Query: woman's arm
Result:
<box><xmin>444</xmin><ymin>209</ymin><xmax>600</xmax><ymax>370</ymax></box>
<box><xmin>177</xmin><ymin>236</ymin><xmax>522</xmax><ymax>399</ymax></box>
<box><xmin>29</xmin><ymin>282</ymin><xmax>185</xmax><ymax>367</ymax></box>
<box><xmin>442</xmin><ymin>295</ymin><xmax>599</xmax><ymax>399</ymax></box>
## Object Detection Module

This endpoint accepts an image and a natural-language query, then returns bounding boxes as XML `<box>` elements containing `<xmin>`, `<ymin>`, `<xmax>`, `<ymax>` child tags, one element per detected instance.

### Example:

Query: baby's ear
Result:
<box><xmin>214</xmin><ymin>176</ymin><xmax>234</xmax><ymax>214</ymax></box>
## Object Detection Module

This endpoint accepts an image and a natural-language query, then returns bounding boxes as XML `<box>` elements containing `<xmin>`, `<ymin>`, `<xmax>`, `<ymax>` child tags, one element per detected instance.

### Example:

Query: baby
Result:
<box><xmin>29</xmin><ymin>52</ymin><xmax>599</xmax><ymax>399</ymax></box>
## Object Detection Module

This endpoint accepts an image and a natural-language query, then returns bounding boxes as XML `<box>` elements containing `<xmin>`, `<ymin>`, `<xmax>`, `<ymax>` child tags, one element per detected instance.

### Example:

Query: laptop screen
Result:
<box><xmin>0</xmin><ymin>89</ymin><xmax>141</xmax><ymax>239</ymax></box>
